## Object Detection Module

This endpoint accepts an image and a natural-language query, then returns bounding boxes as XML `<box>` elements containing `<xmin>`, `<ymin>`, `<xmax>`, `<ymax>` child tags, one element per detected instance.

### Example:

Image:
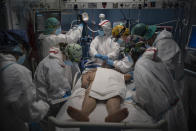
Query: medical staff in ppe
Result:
<box><xmin>89</xmin><ymin>20</ymin><xmax>120</xmax><ymax>66</ymax></box>
<box><xmin>131</xmin><ymin>23</ymin><xmax>184</xmax><ymax>97</ymax></box>
<box><xmin>0</xmin><ymin>31</ymin><xmax>49</xmax><ymax>131</ymax></box>
<box><xmin>103</xmin><ymin>25</ymin><xmax>133</xmax><ymax>73</ymax></box>
<box><xmin>105</xmin><ymin>25</ymin><xmax>146</xmax><ymax>74</ymax></box>
<box><xmin>131</xmin><ymin>23</ymin><xmax>181</xmax><ymax>79</ymax></box>
<box><xmin>133</xmin><ymin>47</ymin><xmax>188</xmax><ymax>131</ymax></box>
<box><xmin>34</xmin><ymin>43</ymin><xmax>82</xmax><ymax>114</ymax></box>
<box><xmin>112</xmin><ymin>25</ymin><xmax>130</xmax><ymax>46</ymax></box>
<box><xmin>38</xmin><ymin>17</ymin><xmax>84</xmax><ymax>61</ymax></box>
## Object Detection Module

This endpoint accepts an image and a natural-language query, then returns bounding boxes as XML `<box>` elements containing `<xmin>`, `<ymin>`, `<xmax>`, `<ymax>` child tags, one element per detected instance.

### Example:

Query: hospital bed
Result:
<box><xmin>48</xmin><ymin>117</ymin><xmax>167</xmax><ymax>131</ymax></box>
<box><xmin>46</xmin><ymin>72</ymin><xmax>168</xmax><ymax>131</ymax></box>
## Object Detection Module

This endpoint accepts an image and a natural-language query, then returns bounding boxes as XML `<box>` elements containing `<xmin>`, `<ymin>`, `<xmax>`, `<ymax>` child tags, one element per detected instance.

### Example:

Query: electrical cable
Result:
<box><xmin>155</xmin><ymin>20</ymin><xmax>177</xmax><ymax>26</ymax></box>
<box><xmin>87</xmin><ymin>26</ymin><xmax>98</xmax><ymax>33</ymax></box>
<box><xmin>70</xmin><ymin>20</ymin><xmax>80</xmax><ymax>29</ymax></box>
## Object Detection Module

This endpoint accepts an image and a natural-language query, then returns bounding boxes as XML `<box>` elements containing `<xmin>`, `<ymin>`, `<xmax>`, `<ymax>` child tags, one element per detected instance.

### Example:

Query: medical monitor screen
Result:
<box><xmin>188</xmin><ymin>25</ymin><xmax>196</xmax><ymax>49</ymax></box>
<box><xmin>35</xmin><ymin>11</ymin><xmax>61</xmax><ymax>32</ymax></box>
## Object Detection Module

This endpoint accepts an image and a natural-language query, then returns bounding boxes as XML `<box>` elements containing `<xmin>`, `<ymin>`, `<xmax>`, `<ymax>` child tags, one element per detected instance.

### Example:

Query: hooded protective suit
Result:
<box><xmin>153</xmin><ymin>30</ymin><xmax>181</xmax><ymax>79</ymax></box>
<box><xmin>131</xmin><ymin>24</ymin><xmax>182</xmax><ymax>81</ymax></box>
<box><xmin>153</xmin><ymin>30</ymin><xmax>185</xmax><ymax>99</ymax></box>
<box><xmin>89</xmin><ymin>20</ymin><xmax>120</xmax><ymax>66</ymax></box>
<box><xmin>133</xmin><ymin>48</ymin><xmax>188</xmax><ymax>131</ymax></box>
<box><xmin>34</xmin><ymin>47</ymin><xmax>80</xmax><ymax>102</ymax></box>
<box><xmin>0</xmin><ymin>53</ymin><xmax>49</xmax><ymax>131</ymax></box>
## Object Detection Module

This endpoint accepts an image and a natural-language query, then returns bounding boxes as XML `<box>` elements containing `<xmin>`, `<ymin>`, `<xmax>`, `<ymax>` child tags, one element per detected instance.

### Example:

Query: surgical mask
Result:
<box><xmin>98</xmin><ymin>30</ymin><xmax>104</xmax><ymax>36</ymax></box>
<box><xmin>55</xmin><ymin>27</ymin><xmax>62</xmax><ymax>35</ymax></box>
<box><xmin>64</xmin><ymin>60</ymin><xmax>73</xmax><ymax>66</ymax></box>
<box><xmin>103</xmin><ymin>28</ymin><xmax>112</xmax><ymax>36</ymax></box>
<box><xmin>13</xmin><ymin>45</ymin><xmax>23</xmax><ymax>55</ymax></box>
<box><xmin>116</xmin><ymin>38</ymin><xmax>124</xmax><ymax>45</ymax></box>
<box><xmin>17</xmin><ymin>54</ymin><xmax>26</xmax><ymax>64</ymax></box>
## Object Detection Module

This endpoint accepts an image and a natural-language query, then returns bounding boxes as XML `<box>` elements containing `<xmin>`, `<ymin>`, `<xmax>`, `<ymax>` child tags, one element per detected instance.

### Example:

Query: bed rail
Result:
<box><xmin>48</xmin><ymin>116</ymin><xmax>168</xmax><ymax>131</ymax></box>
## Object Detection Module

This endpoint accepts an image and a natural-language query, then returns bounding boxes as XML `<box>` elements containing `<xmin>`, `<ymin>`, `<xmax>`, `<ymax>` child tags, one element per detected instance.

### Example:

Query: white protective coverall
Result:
<box><xmin>34</xmin><ymin>47</ymin><xmax>80</xmax><ymax>102</ymax></box>
<box><xmin>38</xmin><ymin>25</ymin><xmax>83</xmax><ymax>61</ymax></box>
<box><xmin>0</xmin><ymin>53</ymin><xmax>49</xmax><ymax>131</ymax></box>
<box><xmin>89</xmin><ymin>20</ymin><xmax>120</xmax><ymax>66</ymax></box>
<box><xmin>153</xmin><ymin>30</ymin><xmax>186</xmax><ymax>109</ymax></box>
<box><xmin>153</xmin><ymin>30</ymin><xmax>182</xmax><ymax>80</ymax></box>
<box><xmin>133</xmin><ymin>48</ymin><xmax>188</xmax><ymax>131</ymax></box>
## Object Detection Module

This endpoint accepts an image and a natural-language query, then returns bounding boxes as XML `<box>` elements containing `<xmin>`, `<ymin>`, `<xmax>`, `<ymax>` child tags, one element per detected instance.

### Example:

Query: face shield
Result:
<box><xmin>97</xmin><ymin>26</ymin><xmax>104</xmax><ymax>36</ymax></box>
<box><xmin>112</xmin><ymin>25</ymin><xmax>130</xmax><ymax>47</ymax></box>
<box><xmin>102</xmin><ymin>28</ymin><xmax>112</xmax><ymax>36</ymax></box>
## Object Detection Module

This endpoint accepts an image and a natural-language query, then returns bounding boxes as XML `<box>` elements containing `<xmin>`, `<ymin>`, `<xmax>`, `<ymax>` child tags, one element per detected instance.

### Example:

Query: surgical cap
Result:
<box><xmin>131</xmin><ymin>23</ymin><xmax>157</xmax><ymax>40</ymax></box>
<box><xmin>112</xmin><ymin>25</ymin><xmax>130</xmax><ymax>38</ymax></box>
<box><xmin>63</xmin><ymin>43</ymin><xmax>82</xmax><ymax>62</ymax></box>
<box><xmin>0</xmin><ymin>31</ymin><xmax>25</xmax><ymax>56</ymax></box>
<box><xmin>44</xmin><ymin>17</ymin><xmax>60</xmax><ymax>35</ymax></box>
<box><xmin>99</xmin><ymin>20</ymin><xmax>111</xmax><ymax>30</ymax></box>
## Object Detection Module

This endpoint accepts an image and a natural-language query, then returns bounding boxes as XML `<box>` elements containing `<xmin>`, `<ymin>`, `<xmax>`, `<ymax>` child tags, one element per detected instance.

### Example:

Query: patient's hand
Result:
<box><xmin>81</xmin><ymin>69</ymin><xmax>97</xmax><ymax>88</ymax></box>
<box><xmin>101</xmin><ymin>61</ymin><xmax>112</xmax><ymax>69</ymax></box>
<box><xmin>124</xmin><ymin>74</ymin><xmax>132</xmax><ymax>81</ymax></box>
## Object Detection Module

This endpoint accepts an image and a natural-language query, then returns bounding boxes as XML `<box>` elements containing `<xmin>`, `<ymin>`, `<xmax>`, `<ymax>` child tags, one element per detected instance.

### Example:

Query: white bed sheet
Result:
<box><xmin>56</xmin><ymin>78</ymin><xmax>154</xmax><ymax>131</ymax></box>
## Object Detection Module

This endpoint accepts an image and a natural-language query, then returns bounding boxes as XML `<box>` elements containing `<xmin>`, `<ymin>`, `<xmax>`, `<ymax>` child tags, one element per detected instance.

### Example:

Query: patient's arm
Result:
<box><xmin>124</xmin><ymin>74</ymin><xmax>132</xmax><ymax>81</ymax></box>
<box><xmin>81</xmin><ymin>69</ymin><xmax>97</xmax><ymax>88</ymax></box>
<box><xmin>101</xmin><ymin>62</ymin><xmax>133</xmax><ymax>81</ymax></box>
<box><xmin>67</xmin><ymin>70</ymin><xmax>97</xmax><ymax>121</ymax></box>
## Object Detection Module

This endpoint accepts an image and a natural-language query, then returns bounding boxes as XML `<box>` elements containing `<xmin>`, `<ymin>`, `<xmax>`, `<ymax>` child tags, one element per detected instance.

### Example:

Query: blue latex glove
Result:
<box><xmin>106</xmin><ymin>59</ymin><xmax>114</xmax><ymax>66</ymax></box>
<box><xmin>95</xmin><ymin>54</ymin><xmax>103</xmax><ymax>58</ymax></box>
<box><xmin>101</xmin><ymin>55</ymin><xmax>108</xmax><ymax>60</ymax></box>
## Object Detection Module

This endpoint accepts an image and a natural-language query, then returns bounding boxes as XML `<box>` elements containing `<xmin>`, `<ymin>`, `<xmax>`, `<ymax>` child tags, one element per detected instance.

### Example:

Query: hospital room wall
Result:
<box><xmin>183</xmin><ymin>1</ymin><xmax>196</xmax><ymax>131</ymax></box>
<box><xmin>190</xmin><ymin>1</ymin><xmax>196</xmax><ymax>25</ymax></box>
<box><xmin>61</xmin><ymin>8</ymin><xmax>180</xmax><ymax>58</ymax></box>
<box><xmin>1</xmin><ymin>0</ymin><xmax>31</xmax><ymax>30</ymax></box>
<box><xmin>185</xmin><ymin>0</ymin><xmax>196</xmax><ymax>117</ymax></box>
